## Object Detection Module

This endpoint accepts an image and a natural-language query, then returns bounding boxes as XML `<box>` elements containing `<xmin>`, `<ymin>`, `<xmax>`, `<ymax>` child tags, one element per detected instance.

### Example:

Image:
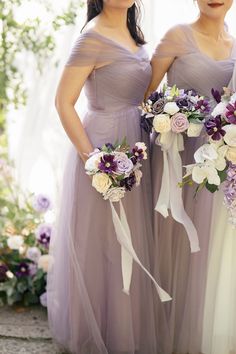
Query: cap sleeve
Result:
<box><xmin>153</xmin><ymin>25</ymin><xmax>191</xmax><ymax>59</ymax></box>
<box><xmin>66</xmin><ymin>31</ymin><xmax>124</xmax><ymax>68</ymax></box>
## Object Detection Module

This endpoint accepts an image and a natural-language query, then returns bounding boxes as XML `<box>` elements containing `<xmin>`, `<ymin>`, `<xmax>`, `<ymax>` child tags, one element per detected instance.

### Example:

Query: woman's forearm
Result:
<box><xmin>56</xmin><ymin>102</ymin><xmax>94</xmax><ymax>163</ymax></box>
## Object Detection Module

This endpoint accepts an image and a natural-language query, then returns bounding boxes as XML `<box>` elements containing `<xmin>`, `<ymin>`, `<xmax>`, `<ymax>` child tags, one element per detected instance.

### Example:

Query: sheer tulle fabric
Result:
<box><xmin>201</xmin><ymin>64</ymin><xmax>236</xmax><ymax>354</ymax></box>
<box><xmin>47</xmin><ymin>31</ymin><xmax>169</xmax><ymax>354</ymax></box>
<box><xmin>152</xmin><ymin>24</ymin><xmax>236</xmax><ymax>354</ymax></box>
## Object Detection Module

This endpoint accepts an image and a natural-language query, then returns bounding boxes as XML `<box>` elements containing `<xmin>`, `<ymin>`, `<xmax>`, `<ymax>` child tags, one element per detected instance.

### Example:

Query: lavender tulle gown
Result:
<box><xmin>47</xmin><ymin>30</ymin><xmax>168</xmax><ymax>354</ymax></box>
<box><xmin>152</xmin><ymin>24</ymin><xmax>236</xmax><ymax>354</ymax></box>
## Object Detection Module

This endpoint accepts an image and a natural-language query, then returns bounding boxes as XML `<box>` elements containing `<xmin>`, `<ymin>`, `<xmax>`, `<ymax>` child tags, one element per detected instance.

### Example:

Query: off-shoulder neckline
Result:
<box><xmin>183</xmin><ymin>24</ymin><xmax>236</xmax><ymax>62</ymax></box>
<box><xmin>85</xmin><ymin>29</ymin><xmax>143</xmax><ymax>56</ymax></box>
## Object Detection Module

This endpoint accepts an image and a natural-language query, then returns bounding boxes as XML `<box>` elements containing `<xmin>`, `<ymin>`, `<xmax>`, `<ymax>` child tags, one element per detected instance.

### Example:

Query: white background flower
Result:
<box><xmin>26</xmin><ymin>247</ymin><xmax>42</xmax><ymax>263</ymax></box>
<box><xmin>7</xmin><ymin>235</ymin><xmax>24</xmax><ymax>250</ymax></box>
<box><xmin>192</xmin><ymin>165</ymin><xmax>220</xmax><ymax>185</ymax></box>
<box><xmin>38</xmin><ymin>255</ymin><xmax>51</xmax><ymax>272</ymax></box>
<box><xmin>223</xmin><ymin>125</ymin><xmax>236</xmax><ymax>147</ymax></box>
<box><xmin>211</xmin><ymin>102</ymin><xmax>227</xmax><ymax>117</ymax></box>
<box><xmin>85</xmin><ymin>152</ymin><xmax>104</xmax><ymax>174</ymax></box>
<box><xmin>194</xmin><ymin>144</ymin><xmax>218</xmax><ymax>163</ymax></box>
<box><xmin>226</xmin><ymin>147</ymin><xmax>236</xmax><ymax>163</ymax></box>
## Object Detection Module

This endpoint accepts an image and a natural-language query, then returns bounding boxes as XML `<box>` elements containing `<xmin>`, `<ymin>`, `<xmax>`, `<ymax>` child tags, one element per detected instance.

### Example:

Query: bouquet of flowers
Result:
<box><xmin>141</xmin><ymin>85</ymin><xmax>210</xmax><ymax>137</ymax></box>
<box><xmin>85</xmin><ymin>138</ymin><xmax>147</xmax><ymax>202</ymax></box>
<box><xmin>182</xmin><ymin>88</ymin><xmax>236</xmax><ymax>225</ymax></box>
<box><xmin>0</xmin><ymin>156</ymin><xmax>53</xmax><ymax>306</ymax></box>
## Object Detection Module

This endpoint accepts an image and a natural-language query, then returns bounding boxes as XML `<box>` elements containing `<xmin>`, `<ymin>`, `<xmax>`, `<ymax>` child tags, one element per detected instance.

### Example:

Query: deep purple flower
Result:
<box><xmin>16</xmin><ymin>262</ymin><xmax>30</xmax><ymax>277</ymax></box>
<box><xmin>176</xmin><ymin>97</ymin><xmax>192</xmax><ymax>110</ymax></box>
<box><xmin>105</xmin><ymin>143</ymin><xmax>114</xmax><ymax>150</ymax></box>
<box><xmin>195</xmin><ymin>99</ymin><xmax>211</xmax><ymax>114</ymax></box>
<box><xmin>33</xmin><ymin>194</ymin><xmax>52</xmax><ymax>213</ymax></box>
<box><xmin>226</xmin><ymin>101</ymin><xmax>236</xmax><ymax>124</ymax></box>
<box><xmin>98</xmin><ymin>154</ymin><xmax>117</xmax><ymax>174</ymax></box>
<box><xmin>132</xmin><ymin>146</ymin><xmax>144</xmax><ymax>161</ymax></box>
<box><xmin>120</xmin><ymin>173</ymin><xmax>136</xmax><ymax>191</ymax></box>
<box><xmin>148</xmin><ymin>91</ymin><xmax>163</xmax><ymax>103</ymax></box>
<box><xmin>211</xmin><ymin>88</ymin><xmax>222</xmax><ymax>104</ymax></box>
<box><xmin>36</xmin><ymin>224</ymin><xmax>52</xmax><ymax>248</ymax></box>
<box><xmin>140</xmin><ymin>116</ymin><xmax>153</xmax><ymax>134</ymax></box>
<box><xmin>0</xmin><ymin>264</ymin><xmax>8</xmax><ymax>282</ymax></box>
<box><xmin>204</xmin><ymin>115</ymin><xmax>226</xmax><ymax>140</ymax></box>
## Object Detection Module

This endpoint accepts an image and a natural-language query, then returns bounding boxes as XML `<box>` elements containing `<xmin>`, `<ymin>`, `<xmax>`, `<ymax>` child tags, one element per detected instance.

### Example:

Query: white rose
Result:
<box><xmin>223</xmin><ymin>125</ymin><xmax>236</xmax><ymax>147</ymax></box>
<box><xmin>187</xmin><ymin>123</ymin><xmax>203</xmax><ymax>137</ymax></box>
<box><xmin>85</xmin><ymin>152</ymin><xmax>104</xmax><ymax>174</ymax></box>
<box><xmin>164</xmin><ymin>102</ymin><xmax>180</xmax><ymax>115</ymax></box>
<box><xmin>103</xmin><ymin>187</ymin><xmax>126</xmax><ymax>202</ymax></box>
<box><xmin>38</xmin><ymin>255</ymin><xmax>51</xmax><ymax>272</ymax></box>
<box><xmin>134</xmin><ymin>169</ymin><xmax>143</xmax><ymax>186</ymax></box>
<box><xmin>194</xmin><ymin>144</ymin><xmax>218</xmax><ymax>163</ymax></box>
<box><xmin>153</xmin><ymin>114</ymin><xmax>171</xmax><ymax>133</ymax></box>
<box><xmin>92</xmin><ymin>173</ymin><xmax>112</xmax><ymax>194</ymax></box>
<box><xmin>192</xmin><ymin>165</ymin><xmax>220</xmax><ymax>186</ymax></box>
<box><xmin>211</xmin><ymin>102</ymin><xmax>227</xmax><ymax>117</ymax></box>
<box><xmin>226</xmin><ymin>147</ymin><xmax>236</xmax><ymax>163</ymax></box>
<box><xmin>7</xmin><ymin>235</ymin><xmax>24</xmax><ymax>250</ymax></box>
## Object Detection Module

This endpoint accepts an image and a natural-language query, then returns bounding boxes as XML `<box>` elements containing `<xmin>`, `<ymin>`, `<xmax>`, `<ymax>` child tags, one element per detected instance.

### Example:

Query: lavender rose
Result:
<box><xmin>171</xmin><ymin>113</ymin><xmax>189</xmax><ymax>133</ymax></box>
<box><xmin>114</xmin><ymin>152</ymin><xmax>133</xmax><ymax>175</ymax></box>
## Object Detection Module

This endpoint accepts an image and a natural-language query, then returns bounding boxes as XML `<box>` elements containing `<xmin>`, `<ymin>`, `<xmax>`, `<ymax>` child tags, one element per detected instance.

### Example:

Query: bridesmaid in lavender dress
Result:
<box><xmin>147</xmin><ymin>1</ymin><xmax>236</xmax><ymax>353</ymax></box>
<box><xmin>47</xmin><ymin>1</ymin><xmax>170</xmax><ymax>353</ymax></box>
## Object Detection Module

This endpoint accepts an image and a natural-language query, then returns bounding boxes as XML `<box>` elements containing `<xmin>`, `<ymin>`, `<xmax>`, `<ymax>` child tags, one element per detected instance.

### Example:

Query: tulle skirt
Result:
<box><xmin>47</xmin><ymin>107</ymin><xmax>168</xmax><ymax>354</ymax></box>
<box><xmin>152</xmin><ymin>135</ymin><xmax>213</xmax><ymax>354</ymax></box>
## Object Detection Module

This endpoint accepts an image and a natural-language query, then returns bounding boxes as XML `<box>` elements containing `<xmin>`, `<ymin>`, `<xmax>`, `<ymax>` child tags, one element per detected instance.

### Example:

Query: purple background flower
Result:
<box><xmin>226</xmin><ymin>102</ymin><xmax>236</xmax><ymax>124</ymax></box>
<box><xmin>195</xmin><ymin>99</ymin><xmax>211</xmax><ymax>114</ymax></box>
<box><xmin>0</xmin><ymin>264</ymin><xmax>8</xmax><ymax>282</ymax></box>
<box><xmin>16</xmin><ymin>262</ymin><xmax>30</xmax><ymax>277</ymax></box>
<box><xmin>36</xmin><ymin>224</ymin><xmax>52</xmax><ymax>248</ymax></box>
<box><xmin>33</xmin><ymin>194</ymin><xmax>52</xmax><ymax>213</ymax></box>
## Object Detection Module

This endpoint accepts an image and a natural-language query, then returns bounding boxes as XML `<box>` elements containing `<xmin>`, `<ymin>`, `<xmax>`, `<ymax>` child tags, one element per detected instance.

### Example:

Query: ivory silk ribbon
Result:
<box><xmin>155</xmin><ymin>131</ymin><xmax>200</xmax><ymax>253</ymax></box>
<box><xmin>110</xmin><ymin>200</ymin><xmax>172</xmax><ymax>302</ymax></box>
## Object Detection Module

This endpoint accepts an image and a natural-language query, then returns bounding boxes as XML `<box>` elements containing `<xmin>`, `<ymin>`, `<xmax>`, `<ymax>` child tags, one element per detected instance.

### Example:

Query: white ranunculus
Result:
<box><xmin>211</xmin><ymin>102</ymin><xmax>227</xmax><ymax>117</ymax></box>
<box><xmin>85</xmin><ymin>152</ymin><xmax>104</xmax><ymax>174</ymax></box>
<box><xmin>163</xmin><ymin>102</ymin><xmax>180</xmax><ymax>115</ymax></box>
<box><xmin>187</xmin><ymin>123</ymin><xmax>203</xmax><ymax>137</ymax></box>
<box><xmin>226</xmin><ymin>147</ymin><xmax>236</xmax><ymax>163</ymax></box>
<box><xmin>92</xmin><ymin>173</ymin><xmax>112</xmax><ymax>194</ymax></box>
<box><xmin>153</xmin><ymin>114</ymin><xmax>171</xmax><ymax>133</ymax></box>
<box><xmin>194</xmin><ymin>144</ymin><xmax>218</xmax><ymax>163</ymax></box>
<box><xmin>7</xmin><ymin>235</ymin><xmax>24</xmax><ymax>250</ymax></box>
<box><xmin>135</xmin><ymin>142</ymin><xmax>147</xmax><ymax>152</ymax></box>
<box><xmin>192</xmin><ymin>165</ymin><xmax>220</xmax><ymax>186</ymax></box>
<box><xmin>103</xmin><ymin>187</ymin><xmax>126</xmax><ymax>202</ymax></box>
<box><xmin>38</xmin><ymin>255</ymin><xmax>51</xmax><ymax>272</ymax></box>
<box><xmin>223</xmin><ymin>125</ymin><xmax>236</xmax><ymax>147</ymax></box>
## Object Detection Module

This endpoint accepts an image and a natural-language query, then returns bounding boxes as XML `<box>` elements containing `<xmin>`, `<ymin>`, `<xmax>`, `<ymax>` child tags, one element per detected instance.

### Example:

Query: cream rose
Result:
<box><xmin>153</xmin><ymin>114</ymin><xmax>171</xmax><ymax>133</ymax></box>
<box><xmin>92</xmin><ymin>173</ymin><xmax>112</xmax><ymax>194</ymax></box>
<box><xmin>226</xmin><ymin>147</ymin><xmax>236</xmax><ymax>163</ymax></box>
<box><xmin>163</xmin><ymin>102</ymin><xmax>180</xmax><ymax>115</ymax></box>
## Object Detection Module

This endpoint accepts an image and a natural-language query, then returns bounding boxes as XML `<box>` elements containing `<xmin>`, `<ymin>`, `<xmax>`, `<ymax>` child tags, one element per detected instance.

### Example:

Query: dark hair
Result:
<box><xmin>83</xmin><ymin>0</ymin><xmax>146</xmax><ymax>45</ymax></box>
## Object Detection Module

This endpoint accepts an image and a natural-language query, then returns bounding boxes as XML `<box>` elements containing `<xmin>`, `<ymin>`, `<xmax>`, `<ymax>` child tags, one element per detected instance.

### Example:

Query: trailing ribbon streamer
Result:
<box><xmin>110</xmin><ymin>200</ymin><xmax>172</xmax><ymax>302</ymax></box>
<box><xmin>155</xmin><ymin>131</ymin><xmax>200</xmax><ymax>253</ymax></box>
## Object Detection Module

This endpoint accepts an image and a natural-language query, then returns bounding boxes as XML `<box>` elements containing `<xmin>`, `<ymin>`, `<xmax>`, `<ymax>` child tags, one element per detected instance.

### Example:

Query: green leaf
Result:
<box><xmin>206</xmin><ymin>182</ymin><xmax>219</xmax><ymax>193</ymax></box>
<box><xmin>218</xmin><ymin>169</ymin><xmax>227</xmax><ymax>183</ymax></box>
<box><xmin>23</xmin><ymin>292</ymin><xmax>39</xmax><ymax>306</ymax></box>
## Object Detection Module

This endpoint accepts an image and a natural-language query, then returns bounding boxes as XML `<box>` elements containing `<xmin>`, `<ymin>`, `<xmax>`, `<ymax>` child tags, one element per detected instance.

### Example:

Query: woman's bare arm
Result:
<box><xmin>55</xmin><ymin>65</ymin><xmax>94</xmax><ymax>163</ymax></box>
